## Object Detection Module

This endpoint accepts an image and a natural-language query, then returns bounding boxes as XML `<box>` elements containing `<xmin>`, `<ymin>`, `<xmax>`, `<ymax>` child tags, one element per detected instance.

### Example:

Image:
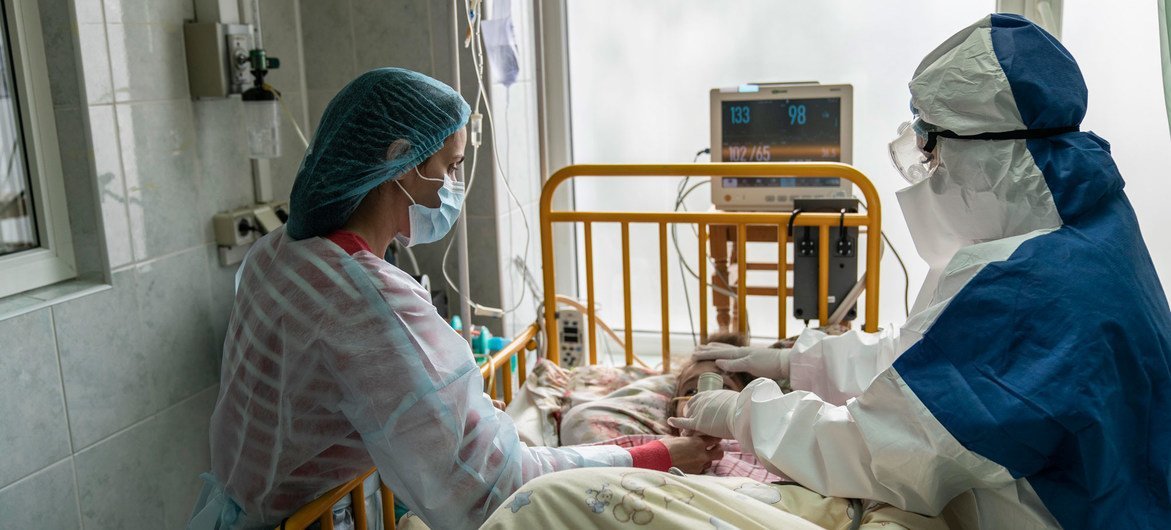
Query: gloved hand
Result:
<box><xmin>667</xmin><ymin>389</ymin><xmax>740</xmax><ymax>440</ymax></box>
<box><xmin>692</xmin><ymin>343</ymin><xmax>792</xmax><ymax>380</ymax></box>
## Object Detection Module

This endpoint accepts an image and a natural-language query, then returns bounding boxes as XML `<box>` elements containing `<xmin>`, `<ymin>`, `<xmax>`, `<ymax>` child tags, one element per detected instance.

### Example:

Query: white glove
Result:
<box><xmin>692</xmin><ymin>343</ymin><xmax>792</xmax><ymax>380</ymax></box>
<box><xmin>667</xmin><ymin>389</ymin><xmax>739</xmax><ymax>439</ymax></box>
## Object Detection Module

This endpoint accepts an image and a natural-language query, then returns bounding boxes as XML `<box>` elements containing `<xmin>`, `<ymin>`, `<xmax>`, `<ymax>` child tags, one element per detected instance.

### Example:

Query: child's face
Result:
<box><xmin>673</xmin><ymin>360</ymin><xmax>750</xmax><ymax>417</ymax></box>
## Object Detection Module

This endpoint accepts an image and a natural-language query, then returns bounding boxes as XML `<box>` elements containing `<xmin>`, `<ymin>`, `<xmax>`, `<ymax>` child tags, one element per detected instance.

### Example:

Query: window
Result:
<box><xmin>563</xmin><ymin>1</ymin><xmax>992</xmax><ymax>340</ymax></box>
<box><xmin>0</xmin><ymin>0</ymin><xmax>74</xmax><ymax>299</ymax></box>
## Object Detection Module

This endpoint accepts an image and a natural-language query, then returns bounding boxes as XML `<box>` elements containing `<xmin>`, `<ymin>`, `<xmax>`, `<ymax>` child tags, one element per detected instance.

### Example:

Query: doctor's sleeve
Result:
<box><xmin>733</xmin><ymin>369</ymin><xmax>1018</xmax><ymax>515</ymax></box>
<box><xmin>786</xmin><ymin>328</ymin><xmax>902</xmax><ymax>405</ymax></box>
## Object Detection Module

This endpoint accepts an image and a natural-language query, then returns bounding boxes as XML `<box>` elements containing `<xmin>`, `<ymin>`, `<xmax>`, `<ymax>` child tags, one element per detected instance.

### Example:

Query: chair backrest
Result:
<box><xmin>277</xmin><ymin>468</ymin><xmax>395</xmax><ymax>530</ymax></box>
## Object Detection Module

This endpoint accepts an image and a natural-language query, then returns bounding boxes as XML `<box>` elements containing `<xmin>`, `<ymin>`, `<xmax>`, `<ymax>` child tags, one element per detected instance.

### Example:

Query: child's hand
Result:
<box><xmin>659</xmin><ymin>435</ymin><xmax>724</xmax><ymax>474</ymax></box>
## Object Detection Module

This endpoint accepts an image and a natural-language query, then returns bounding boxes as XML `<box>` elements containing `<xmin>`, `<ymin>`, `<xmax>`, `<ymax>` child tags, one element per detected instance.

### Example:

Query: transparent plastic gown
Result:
<box><xmin>190</xmin><ymin>228</ymin><xmax>629</xmax><ymax>530</ymax></box>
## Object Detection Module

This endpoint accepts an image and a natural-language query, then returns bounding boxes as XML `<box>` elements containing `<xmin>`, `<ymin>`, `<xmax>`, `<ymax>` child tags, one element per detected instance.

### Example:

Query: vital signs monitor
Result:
<box><xmin>710</xmin><ymin>83</ymin><xmax>853</xmax><ymax>210</ymax></box>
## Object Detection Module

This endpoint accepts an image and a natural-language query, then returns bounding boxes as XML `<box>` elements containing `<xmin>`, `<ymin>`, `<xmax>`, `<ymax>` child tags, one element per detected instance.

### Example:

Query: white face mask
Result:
<box><xmin>896</xmin><ymin>136</ymin><xmax>1063</xmax><ymax>270</ymax></box>
<box><xmin>394</xmin><ymin>166</ymin><xmax>465</xmax><ymax>247</ymax></box>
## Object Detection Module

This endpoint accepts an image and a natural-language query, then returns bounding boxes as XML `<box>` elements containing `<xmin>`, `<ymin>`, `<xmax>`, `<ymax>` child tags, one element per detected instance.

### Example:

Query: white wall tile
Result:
<box><xmin>53</xmin><ymin>271</ymin><xmax>150</xmax><ymax>449</ymax></box>
<box><xmin>103</xmin><ymin>0</ymin><xmax>192</xmax><ymax>24</ymax></box>
<box><xmin>300</xmin><ymin>0</ymin><xmax>355</xmax><ymax>91</ymax></box>
<box><xmin>259</xmin><ymin>0</ymin><xmax>305</xmax><ymax>93</ymax></box>
<box><xmin>74</xmin><ymin>412</ymin><xmax>165</xmax><ymax>530</ymax></box>
<box><xmin>74</xmin><ymin>386</ymin><xmax>215</xmax><ymax>530</ymax></box>
<box><xmin>78</xmin><ymin>23</ymin><xmax>115</xmax><ymax>105</ymax></box>
<box><xmin>88</xmin><ymin>105</ymin><xmax>134</xmax><ymax>267</ymax></box>
<box><xmin>107</xmin><ymin>23</ymin><xmax>191</xmax><ymax>103</ymax></box>
<box><xmin>0</xmin><ymin>459</ymin><xmax>81</xmax><ymax>530</ymax></box>
<box><xmin>205</xmin><ymin>244</ymin><xmax>237</xmax><ymax>352</ymax></box>
<box><xmin>427</xmin><ymin>0</ymin><xmax>455</xmax><ymax>84</ymax></box>
<box><xmin>156</xmin><ymin>386</ymin><xmax>217</xmax><ymax>529</ymax></box>
<box><xmin>134</xmin><ymin>248</ymin><xmax>219</xmax><ymax>408</ymax></box>
<box><xmin>268</xmin><ymin>90</ymin><xmax>311</xmax><ymax>201</ymax></box>
<box><xmin>306</xmin><ymin>88</ymin><xmax>338</xmax><ymax>134</ymax></box>
<box><xmin>74</xmin><ymin>0</ymin><xmax>106</xmax><ymax>24</ymax></box>
<box><xmin>351</xmin><ymin>1</ymin><xmax>433</xmax><ymax>75</ymax></box>
<box><xmin>117</xmin><ymin>100</ymin><xmax>204</xmax><ymax>259</ymax></box>
<box><xmin>0</xmin><ymin>310</ymin><xmax>71</xmax><ymax>489</ymax></box>
<box><xmin>193</xmin><ymin>97</ymin><xmax>252</xmax><ymax>242</ymax></box>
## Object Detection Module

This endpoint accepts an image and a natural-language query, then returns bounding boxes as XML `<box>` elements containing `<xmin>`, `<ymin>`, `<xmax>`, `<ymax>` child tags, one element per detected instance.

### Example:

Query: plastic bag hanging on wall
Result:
<box><xmin>481</xmin><ymin>0</ymin><xmax>519</xmax><ymax>86</ymax></box>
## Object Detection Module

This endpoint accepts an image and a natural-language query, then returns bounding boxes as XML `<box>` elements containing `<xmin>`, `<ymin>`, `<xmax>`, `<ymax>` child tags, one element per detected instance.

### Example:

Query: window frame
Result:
<box><xmin>0</xmin><ymin>0</ymin><xmax>75</xmax><ymax>299</ymax></box>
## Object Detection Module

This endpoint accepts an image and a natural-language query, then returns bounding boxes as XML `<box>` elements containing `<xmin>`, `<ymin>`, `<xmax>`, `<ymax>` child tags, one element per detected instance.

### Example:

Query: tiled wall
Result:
<box><xmin>0</xmin><ymin>0</ymin><xmax>307</xmax><ymax>528</ymax></box>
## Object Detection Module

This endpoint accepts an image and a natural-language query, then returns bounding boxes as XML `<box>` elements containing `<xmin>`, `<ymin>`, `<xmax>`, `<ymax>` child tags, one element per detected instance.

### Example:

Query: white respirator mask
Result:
<box><xmin>395</xmin><ymin>166</ymin><xmax>465</xmax><ymax>247</ymax></box>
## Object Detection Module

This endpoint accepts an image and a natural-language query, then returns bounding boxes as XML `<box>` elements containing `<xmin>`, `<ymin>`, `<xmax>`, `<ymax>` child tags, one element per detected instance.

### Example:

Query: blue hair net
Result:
<box><xmin>286</xmin><ymin>68</ymin><xmax>471</xmax><ymax>240</ymax></box>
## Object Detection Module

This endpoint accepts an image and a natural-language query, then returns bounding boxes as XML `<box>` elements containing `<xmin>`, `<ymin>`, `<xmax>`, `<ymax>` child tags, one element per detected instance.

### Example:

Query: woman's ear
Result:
<box><xmin>386</xmin><ymin>139</ymin><xmax>412</xmax><ymax>161</ymax></box>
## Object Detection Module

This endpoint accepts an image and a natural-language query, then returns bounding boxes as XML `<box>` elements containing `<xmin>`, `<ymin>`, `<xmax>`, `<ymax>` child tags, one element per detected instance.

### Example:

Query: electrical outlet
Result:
<box><xmin>265</xmin><ymin>200</ymin><xmax>290</xmax><ymax>224</ymax></box>
<box><xmin>213</xmin><ymin>207</ymin><xmax>260</xmax><ymax>247</ymax></box>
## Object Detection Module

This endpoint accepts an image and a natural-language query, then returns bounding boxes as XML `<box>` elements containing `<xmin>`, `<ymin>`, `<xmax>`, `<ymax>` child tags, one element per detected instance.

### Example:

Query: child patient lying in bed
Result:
<box><xmin>555</xmin><ymin>332</ymin><xmax>782</xmax><ymax>444</ymax></box>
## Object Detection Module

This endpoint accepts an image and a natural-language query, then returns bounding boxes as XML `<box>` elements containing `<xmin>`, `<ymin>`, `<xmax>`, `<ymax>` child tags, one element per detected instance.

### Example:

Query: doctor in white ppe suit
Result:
<box><xmin>673</xmin><ymin>14</ymin><xmax>1170</xmax><ymax>529</ymax></box>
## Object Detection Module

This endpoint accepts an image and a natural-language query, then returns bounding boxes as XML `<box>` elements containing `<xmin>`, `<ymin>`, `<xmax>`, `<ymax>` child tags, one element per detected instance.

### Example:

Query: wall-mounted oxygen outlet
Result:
<box><xmin>184</xmin><ymin>23</ymin><xmax>253</xmax><ymax>98</ymax></box>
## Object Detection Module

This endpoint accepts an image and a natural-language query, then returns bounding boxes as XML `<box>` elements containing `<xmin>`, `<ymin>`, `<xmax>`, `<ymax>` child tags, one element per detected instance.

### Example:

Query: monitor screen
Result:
<box><xmin>719</xmin><ymin>97</ymin><xmax>841</xmax><ymax>188</ymax></box>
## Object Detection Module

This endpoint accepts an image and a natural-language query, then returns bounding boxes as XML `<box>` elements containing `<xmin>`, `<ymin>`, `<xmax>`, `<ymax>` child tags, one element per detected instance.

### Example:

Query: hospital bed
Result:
<box><xmin>278</xmin><ymin>162</ymin><xmax>883</xmax><ymax>530</ymax></box>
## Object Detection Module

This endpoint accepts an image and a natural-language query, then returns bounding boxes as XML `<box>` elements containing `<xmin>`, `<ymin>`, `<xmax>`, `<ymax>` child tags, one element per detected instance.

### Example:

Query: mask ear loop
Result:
<box><xmin>415</xmin><ymin>165</ymin><xmax>446</xmax><ymax>183</ymax></box>
<box><xmin>394</xmin><ymin>179</ymin><xmax>417</xmax><ymax>205</ymax></box>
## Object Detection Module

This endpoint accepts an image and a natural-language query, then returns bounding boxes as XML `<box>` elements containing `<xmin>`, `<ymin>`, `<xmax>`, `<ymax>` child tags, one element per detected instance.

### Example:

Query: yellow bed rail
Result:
<box><xmin>481</xmin><ymin>323</ymin><xmax>540</xmax><ymax>403</ymax></box>
<box><xmin>540</xmin><ymin>163</ymin><xmax>882</xmax><ymax>367</ymax></box>
<box><xmin>278</xmin><ymin>468</ymin><xmax>391</xmax><ymax>530</ymax></box>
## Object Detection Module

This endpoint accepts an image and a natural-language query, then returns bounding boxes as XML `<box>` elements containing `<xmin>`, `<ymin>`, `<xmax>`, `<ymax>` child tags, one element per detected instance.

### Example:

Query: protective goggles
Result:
<box><xmin>889</xmin><ymin>118</ymin><xmax>1080</xmax><ymax>184</ymax></box>
<box><xmin>888</xmin><ymin>120</ymin><xmax>935</xmax><ymax>184</ymax></box>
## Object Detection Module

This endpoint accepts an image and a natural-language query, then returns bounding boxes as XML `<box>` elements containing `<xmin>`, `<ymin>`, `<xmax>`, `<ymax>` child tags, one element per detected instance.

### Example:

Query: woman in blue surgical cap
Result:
<box><xmin>187</xmin><ymin>68</ymin><xmax>720</xmax><ymax>530</ymax></box>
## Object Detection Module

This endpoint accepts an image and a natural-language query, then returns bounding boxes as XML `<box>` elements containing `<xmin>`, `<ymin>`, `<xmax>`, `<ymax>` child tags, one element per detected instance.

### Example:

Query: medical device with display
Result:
<box><xmin>710</xmin><ymin>83</ymin><xmax>853</xmax><ymax>210</ymax></box>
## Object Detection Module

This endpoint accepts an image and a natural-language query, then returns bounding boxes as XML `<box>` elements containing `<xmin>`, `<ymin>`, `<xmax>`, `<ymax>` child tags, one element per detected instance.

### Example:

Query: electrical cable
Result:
<box><xmin>439</xmin><ymin>0</ymin><xmax>534</xmax><ymax>319</ymax></box>
<box><xmin>553</xmin><ymin>295</ymin><xmax>651</xmax><ymax>369</ymax></box>
<box><xmin>670</xmin><ymin>148</ymin><xmax>746</xmax><ymax>344</ymax></box>
<box><xmin>674</xmin><ymin>148</ymin><xmax>709</xmax><ymax>346</ymax></box>
<box><xmin>854</xmin><ymin>197</ymin><xmax>911</xmax><ymax>318</ymax></box>
<box><xmin>269</xmin><ymin>86</ymin><xmax>310</xmax><ymax>149</ymax></box>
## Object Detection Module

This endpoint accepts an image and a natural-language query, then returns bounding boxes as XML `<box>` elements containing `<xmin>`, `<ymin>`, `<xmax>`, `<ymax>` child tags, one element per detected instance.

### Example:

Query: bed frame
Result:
<box><xmin>278</xmin><ymin>162</ymin><xmax>882</xmax><ymax>529</ymax></box>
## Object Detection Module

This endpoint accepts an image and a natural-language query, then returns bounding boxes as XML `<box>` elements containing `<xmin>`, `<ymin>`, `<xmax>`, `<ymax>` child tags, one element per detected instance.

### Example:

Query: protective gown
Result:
<box><xmin>725</xmin><ymin>15</ymin><xmax>1171</xmax><ymax>529</ymax></box>
<box><xmin>188</xmin><ymin>68</ymin><xmax>630</xmax><ymax>530</ymax></box>
<box><xmin>189</xmin><ymin>227</ymin><xmax>629</xmax><ymax>530</ymax></box>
